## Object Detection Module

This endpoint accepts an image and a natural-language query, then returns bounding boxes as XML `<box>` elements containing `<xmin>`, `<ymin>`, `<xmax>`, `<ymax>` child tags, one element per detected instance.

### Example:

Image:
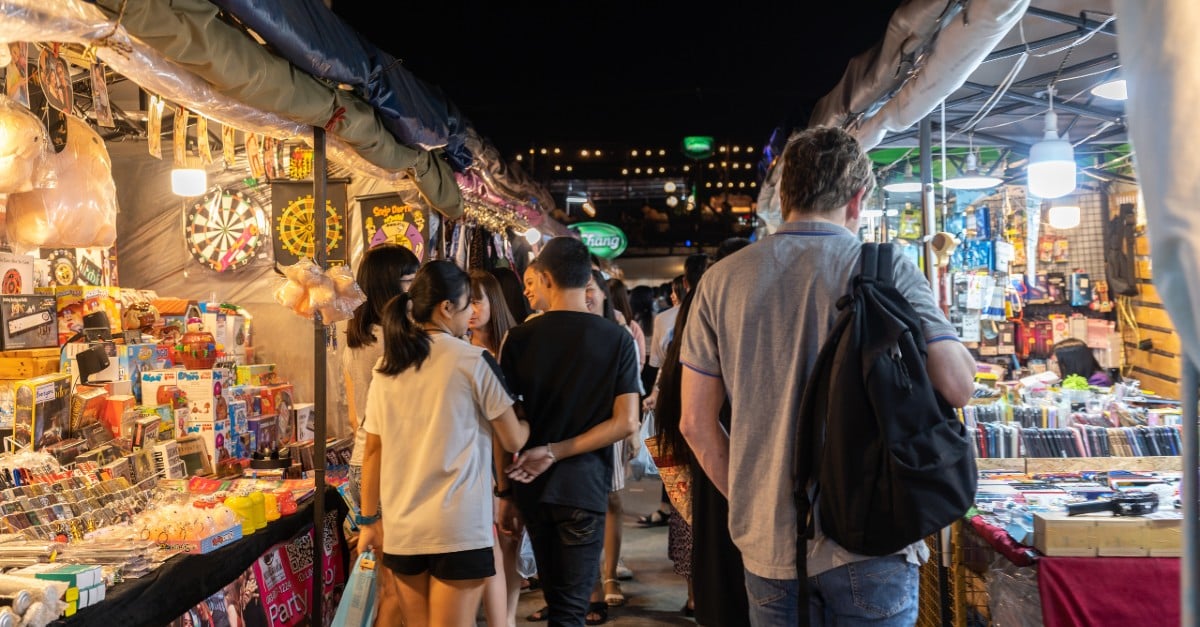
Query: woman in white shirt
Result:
<box><xmin>357</xmin><ymin>260</ymin><xmax>530</xmax><ymax>627</ymax></box>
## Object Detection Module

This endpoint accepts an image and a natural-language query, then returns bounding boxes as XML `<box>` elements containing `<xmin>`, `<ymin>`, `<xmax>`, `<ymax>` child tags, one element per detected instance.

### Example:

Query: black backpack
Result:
<box><xmin>795</xmin><ymin>243</ymin><xmax>976</xmax><ymax>563</ymax></box>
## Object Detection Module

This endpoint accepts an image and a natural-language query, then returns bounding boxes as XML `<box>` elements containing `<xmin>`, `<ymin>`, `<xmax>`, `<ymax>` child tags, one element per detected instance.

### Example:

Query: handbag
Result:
<box><xmin>331</xmin><ymin>549</ymin><xmax>379</xmax><ymax>627</ymax></box>
<box><xmin>644</xmin><ymin>433</ymin><xmax>692</xmax><ymax>526</ymax></box>
<box><xmin>628</xmin><ymin>410</ymin><xmax>659</xmax><ymax>480</ymax></box>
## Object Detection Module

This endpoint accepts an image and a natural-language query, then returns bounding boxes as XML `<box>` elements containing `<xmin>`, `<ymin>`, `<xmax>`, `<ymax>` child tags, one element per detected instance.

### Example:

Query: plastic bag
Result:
<box><xmin>517</xmin><ymin>530</ymin><xmax>538</xmax><ymax>579</ymax></box>
<box><xmin>0</xmin><ymin>94</ymin><xmax>53</xmax><ymax>194</ymax></box>
<box><xmin>331</xmin><ymin>549</ymin><xmax>378</xmax><ymax>627</ymax></box>
<box><xmin>628</xmin><ymin>410</ymin><xmax>659</xmax><ymax>481</ymax></box>
<box><xmin>274</xmin><ymin>259</ymin><xmax>367</xmax><ymax>324</ymax></box>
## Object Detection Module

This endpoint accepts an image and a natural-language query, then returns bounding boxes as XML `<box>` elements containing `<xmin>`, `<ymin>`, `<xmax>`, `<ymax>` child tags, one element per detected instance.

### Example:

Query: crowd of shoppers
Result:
<box><xmin>343</xmin><ymin>125</ymin><xmax>973</xmax><ymax>627</ymax></box>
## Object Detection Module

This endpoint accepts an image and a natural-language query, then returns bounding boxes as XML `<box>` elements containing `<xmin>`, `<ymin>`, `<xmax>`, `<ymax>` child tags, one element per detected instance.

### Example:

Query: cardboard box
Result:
<box><xmin>68</xmin><ymin>385</ymin><xmax>107</xmax><ymax>436</ymax></box>
<box><xmin>261</xmin><ymin>384</ymin><xmax>294</xmax><ymax>443</ymax></box>
<box><xmin>0</xmin><ymin>295</ymin><xmax>57</xmax><ymax>349</ymax></box>
<box><xmin>11</xmin><ymin>372</ymin><xmax>71</xmax><ymax>449</ymax></box>
<box><xmin>0</xmin><ymin>251</ymin><xmax>35</xmax><ymax>295</ymax></box>
<box><xmin>1034</xmin><ymin>511</ymin><xmax>1183</xmax><ymax>557</ymax></box>
<box><xmin>0</xmin><ymin>347</ymin><xmax>61</xmax><ymax>379</ymax></box>
<box><xmin>115</xmin><ymin>343</ymin><xmax>163</xmax><ymax>403</ymax></box>
<box><xmin>185</xmin><ymin>416</ymin><xmax>234</xmax><ymax>468</ymax></box>
<box><xmin>36</xmin><ymin>285</ymin><xmax>122</xmax><ymax>345</ymax></box>
<box><xmin>102</xmin><ymin>395</ymin><xmax>136</xmax><ymax>438</ymax></box>
<box><xmin>236</xmin><ymin>363</ymin><xmax>277</xmax><ymax>386</ymax></box>
<box><xmin>247</xmin><ymin>414</ymin><xmax>278</xmax><ymax>454</ymax></box>
<box><xmin>15</xmin><ymin>562</ymin><xmax>103</xmax><ymax>589</ymax></box>
<box><xmin>228</xmin><ymin>399</ymin><xmax>249</xmax><ymax>458</ymax></box>
<box><xmin>139</xmin><ymin>368</ymin><xmax>229</xmax><ymax>424</ymax></box>
<box><xmin>294</xmin><ymin>402</ymin><xmax>315</xmax><ymax>442</ymax></box>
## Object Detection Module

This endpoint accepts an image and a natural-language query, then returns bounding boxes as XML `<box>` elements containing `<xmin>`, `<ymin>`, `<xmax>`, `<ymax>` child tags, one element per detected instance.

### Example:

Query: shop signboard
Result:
<box><xmin>570</xmin><ymin>222</ymin><xmax>627</xmax><ymax>260</ymax></box>
<box><xmin>357</xmin><ymin>190</ymin><xmax>430</xmax><ymax>260</ymax></box>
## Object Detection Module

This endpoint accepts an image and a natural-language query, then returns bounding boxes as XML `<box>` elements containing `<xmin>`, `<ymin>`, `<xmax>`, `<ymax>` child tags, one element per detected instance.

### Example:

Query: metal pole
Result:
<box><xmin>311</xmin><ymin>126</ymin><xmax>328</xmax><ymax>625</ymax></box>
<box><xmin>1184</xmin><ymin>361</ymin><xmax>1198</xmax><ymax>627</ymax></box>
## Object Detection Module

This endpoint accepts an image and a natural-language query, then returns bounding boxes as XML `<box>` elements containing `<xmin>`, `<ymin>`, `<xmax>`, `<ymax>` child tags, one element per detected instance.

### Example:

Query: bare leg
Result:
<box><xmin>376</xmin><ymin>566</ymin><xmax>403</xmax><ymax>625</ymax></box>
<box><xmin>500</xmin><ymin>532</ymin><xmax>521</xmax><ymax>626</ymax></box>
<box><xmin>601</xmin><ymin>492</ymin><xmax>624</xmax><ymax>606</ymax></box>
<box><xmin>392</xmin><ymin>571</ymin><xmax>430</xmax><ymax>627</ymax></box>
<box><xmin>482</xmin><ymin>540</ymin><xmax>507</xmax><ymax>627</ymax></box>
<box><xmin>428</xmin><ymin>576</ymin><xmax>486</xmax><ymax>627</ymax></box>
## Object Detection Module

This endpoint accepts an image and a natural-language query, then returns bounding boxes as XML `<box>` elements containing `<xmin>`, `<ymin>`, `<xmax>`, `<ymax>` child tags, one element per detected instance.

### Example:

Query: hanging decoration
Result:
<box><xmin>36</xmin><ymin>46</ymin><xmax>71</xmax><ymax>114</ymax></box>
<box><xmin>185</xmin><ymin>187</ymin><xmax>267</xmax><ymax>273</ymax></box>
<box><xmin>146</xmin><ymin>94</ymin><xmax>164</xmax><ymax>159</ymax></box>
<box><xmin>89</xmin><ymin>61</ymin><xmax>114</xmax><ymax>128</ymax></box>
<box><xmin>456</xmin><ymin>171</ymin><xmax>542</xmax><ymax>234</ymax></box>
<box><xmin>6</xmin><ymin>43</ymin><xmax>29</xmax><ymax>107</ymax></box>
<box><xmin>272</xmin><ymin>258</ymin><xmax>365</xmax><ymax>324</ymax></box>
<box><xmin>358</xmin><ymin>190</ymin><xmax>429</xmax><ymax>260</ymax></box>
<box><xmin>287</xmin><ymin>145</ymin><xmax>313</xmax><ymax>180</ymax></box>
<box><xmin>270</xmin><ymin>179</ymin><xmax>348</xmax><ymax>266</ymax></box>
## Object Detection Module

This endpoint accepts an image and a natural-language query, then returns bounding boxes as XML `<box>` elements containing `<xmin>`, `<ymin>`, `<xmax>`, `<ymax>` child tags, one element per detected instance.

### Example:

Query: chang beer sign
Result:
<box><xmin>570</xmin><ymin>222</ymin><xmax>628</xmax><ymax>259</ymax></box>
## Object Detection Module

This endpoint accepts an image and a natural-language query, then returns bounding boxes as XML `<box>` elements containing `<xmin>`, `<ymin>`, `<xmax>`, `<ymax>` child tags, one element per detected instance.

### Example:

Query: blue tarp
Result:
<box><xmin>211</xmin><ymin>0</ymin><xmax>473</xmax><ymax>170</ymax></box>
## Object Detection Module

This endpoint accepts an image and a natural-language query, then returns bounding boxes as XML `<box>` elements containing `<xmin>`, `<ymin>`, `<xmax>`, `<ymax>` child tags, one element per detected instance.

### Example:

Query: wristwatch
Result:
<box><xmin>354</xmin><ymin>511</ymin><xmax>381</xmax><ymax>526</ymax></box>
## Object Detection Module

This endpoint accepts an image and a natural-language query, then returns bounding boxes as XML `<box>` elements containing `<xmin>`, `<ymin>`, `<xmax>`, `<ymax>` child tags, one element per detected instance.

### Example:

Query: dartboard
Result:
<box><xmin>47</xmin><ymin>249</ymin><xmax>77</xmax><ymax>286</ymax></box>
<box><xmin>186</xmin><ymin>188</ymin><xmax>266</xmax><ymax>272</ymax></box>
<box><xmin>2</xmin><ymin>269</ymin><xmax>22</xmax><ymax>294</ymax></box>
<box><xmin>275</xmin><ymin>194</ymin><xmax>344</xmax><ymax>259</ymax></box>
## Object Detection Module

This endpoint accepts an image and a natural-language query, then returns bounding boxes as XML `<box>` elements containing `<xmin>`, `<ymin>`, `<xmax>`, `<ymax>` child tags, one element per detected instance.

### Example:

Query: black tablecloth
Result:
<box><xmin>54</xmin><ymin>487</ymin><xmax>348</xmax><ymax>627</ymax></box>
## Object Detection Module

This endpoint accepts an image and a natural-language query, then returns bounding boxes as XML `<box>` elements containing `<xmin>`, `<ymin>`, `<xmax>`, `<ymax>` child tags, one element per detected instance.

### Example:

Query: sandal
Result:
<box><xmin>585</xmin><ymin>600</ymin><xmax>609</xmax><ymax>625</ymax></box>
<box><xmin>526</xmin><ymin>605</ymin><xmax>549</xmax><ymax>621</ymax></box>
<box><xmin>636</xmin><ymin>509</ymin><xmax>670</xmax><ymax>527</ymax></box>
<box><xmin>603</xmin><ymin>578</ymin><xmax>626</xmax><ymax>607</ymax></box>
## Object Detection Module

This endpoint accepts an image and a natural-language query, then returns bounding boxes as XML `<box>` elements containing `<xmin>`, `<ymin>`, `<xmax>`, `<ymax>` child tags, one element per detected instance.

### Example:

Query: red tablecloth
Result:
<box><xmin>1038</xmin><ymin>556</ymin><xmax>1180</xmax><ymax>627</ymax></box>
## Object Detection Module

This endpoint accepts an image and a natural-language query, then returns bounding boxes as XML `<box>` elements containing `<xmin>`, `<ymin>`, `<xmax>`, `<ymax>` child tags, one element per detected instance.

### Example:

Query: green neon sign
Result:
<box><xmin>682</xmin><ymin>136</ymin><xmax>715</xmax><ymax>160</ymax></box>
<box><xmin>570</xmin><ymin>222</ymin><xmax>628</xmax><ymax>259</ymax></box>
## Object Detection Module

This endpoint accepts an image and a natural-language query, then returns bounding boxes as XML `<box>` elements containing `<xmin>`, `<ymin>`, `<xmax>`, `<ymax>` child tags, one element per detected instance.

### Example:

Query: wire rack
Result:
<box><xmin>917</xmin><ymin>521</ymin><xmax>994</xmax><ymax>627</ymax></box>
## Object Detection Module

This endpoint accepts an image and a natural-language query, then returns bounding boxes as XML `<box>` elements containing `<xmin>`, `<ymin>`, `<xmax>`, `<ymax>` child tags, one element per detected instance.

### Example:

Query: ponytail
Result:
<box><xmin>377</xmin><ymin>293</ymin><xmax>432</xmax><ymax>375</ymax></box>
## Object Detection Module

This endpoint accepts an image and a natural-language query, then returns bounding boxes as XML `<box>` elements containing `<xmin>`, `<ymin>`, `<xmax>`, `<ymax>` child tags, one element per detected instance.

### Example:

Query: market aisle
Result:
<box><xmin>499</xmin><ymin>475</ymin><xmax>695</xmax><ymax>626</ymax></box>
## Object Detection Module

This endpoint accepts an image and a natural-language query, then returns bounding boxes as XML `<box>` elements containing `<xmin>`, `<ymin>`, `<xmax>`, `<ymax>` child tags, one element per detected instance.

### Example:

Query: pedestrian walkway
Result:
<box><xmin>506</xmin><ymin>476</ymin><xmax>694</xmax><ymax>626</ymax></box>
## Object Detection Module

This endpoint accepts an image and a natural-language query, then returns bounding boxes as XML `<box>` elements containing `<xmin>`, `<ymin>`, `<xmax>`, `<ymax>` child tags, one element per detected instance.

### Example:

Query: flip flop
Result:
<box><xmin>636</xmin><ymin>509</ymin><xmax>670</xmax><ymax>527</ymax></box>
<box><xmin>585</xmin><ymin>601</ymin><xmax>609</xmax><ymax>625</ymax></box>
<box><xmin>526</xmin><ymin>605</ymin><xmax>549</xmax><ymax>621</ymax></box>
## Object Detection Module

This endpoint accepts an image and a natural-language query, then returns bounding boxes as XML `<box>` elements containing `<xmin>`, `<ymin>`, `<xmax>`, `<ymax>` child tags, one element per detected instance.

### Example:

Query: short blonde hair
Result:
<box><xmin>779</xmin><ymin>127</ymin><xmax>875</xmax><ymax>217</ymax></box>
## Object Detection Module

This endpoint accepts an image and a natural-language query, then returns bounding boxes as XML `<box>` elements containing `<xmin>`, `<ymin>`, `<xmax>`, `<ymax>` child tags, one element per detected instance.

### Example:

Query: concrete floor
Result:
<box><xmin>503</xmin><ymin>476</ymin><xmax>695</xmax><ymax>626</ymax></box>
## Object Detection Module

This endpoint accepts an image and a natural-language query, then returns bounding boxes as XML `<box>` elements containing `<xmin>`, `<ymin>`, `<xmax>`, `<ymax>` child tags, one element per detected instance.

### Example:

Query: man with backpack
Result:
<box><xmin>679</xmin><ymin>126</ymin><xmax>976</xmax><ymax>626</ymax></box>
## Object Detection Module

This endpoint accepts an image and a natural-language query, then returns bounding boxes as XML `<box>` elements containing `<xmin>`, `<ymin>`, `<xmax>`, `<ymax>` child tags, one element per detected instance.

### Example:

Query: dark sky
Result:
<box><xmin>331</xmin><ymin>2</ymin><xmax>903</xmax><ymax>158</ymax></box>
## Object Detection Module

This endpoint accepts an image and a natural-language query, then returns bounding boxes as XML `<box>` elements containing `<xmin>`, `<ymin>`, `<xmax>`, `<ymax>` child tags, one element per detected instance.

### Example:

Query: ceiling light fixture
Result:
<box><xmin>943</xmin><ymin>137</ymin><xmax>1002</xmax><ymax>190</ymax></box>
<box><xmin>171</xmin><ymin>168</ymin><xmax>207</xmax><ymax>197</ymax></box>
<box><xmin>882</xmin><ymin>161</ymin><xmax>921</xmax><ymax>193</ymax></box>
<box><xmin>1090</xmin><ymin>78</ymin><xmax>1127</xmax><ymax>101</ymax></box>
<box><xmin>666</xmin><ymin>195</ymin><xmax>679</xmax><ymax>208</ymax></box>
<box><xmin>1028</xmin><ymin>87</ymin><xmax>1077</xmax><ymax>198</ymax></box>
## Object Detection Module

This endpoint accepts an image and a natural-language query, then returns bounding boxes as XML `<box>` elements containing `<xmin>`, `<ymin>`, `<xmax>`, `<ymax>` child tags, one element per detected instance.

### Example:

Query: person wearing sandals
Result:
<box><xmin>498</xmin><ymin>238</ymin><xmax>641</xmax><ymax>627</ymax></box>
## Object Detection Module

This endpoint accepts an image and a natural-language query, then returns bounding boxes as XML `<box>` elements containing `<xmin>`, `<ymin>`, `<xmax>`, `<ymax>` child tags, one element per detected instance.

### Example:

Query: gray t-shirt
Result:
<box><xmin>680</xmin><ymin>220</ymin><xmax>958</xmax><ymax>580</ymax></box>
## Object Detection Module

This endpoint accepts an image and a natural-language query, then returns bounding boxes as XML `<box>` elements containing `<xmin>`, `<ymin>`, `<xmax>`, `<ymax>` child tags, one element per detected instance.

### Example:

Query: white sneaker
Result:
<box><xmin>615</xmin><ymin>559</ymin><xmax>634</xmax><ymax>581</ymax></box>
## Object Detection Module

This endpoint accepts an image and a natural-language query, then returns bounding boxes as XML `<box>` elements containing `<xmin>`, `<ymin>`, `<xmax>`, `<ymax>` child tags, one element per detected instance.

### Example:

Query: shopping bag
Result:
<box><xmin>644</xmin><ymin>434</ymin><xmax>692</xmax><ymax>525</ymax></box>
<box><xmin>331</xmin><ymin>548</ymin><xmax>378</xmax><ymax>627</ymax></box>
<box><xmin>629</xmin><ymin>410</ymin><xmax>659</xmax><ymax>480</ymax></box>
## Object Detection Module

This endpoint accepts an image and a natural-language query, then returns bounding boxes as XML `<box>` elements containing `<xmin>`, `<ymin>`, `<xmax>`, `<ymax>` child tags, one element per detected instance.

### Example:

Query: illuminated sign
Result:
<box><xmin>570</xmin><ymin>222</ymin><xmax>628</xmax><ymax>259</ymax></box>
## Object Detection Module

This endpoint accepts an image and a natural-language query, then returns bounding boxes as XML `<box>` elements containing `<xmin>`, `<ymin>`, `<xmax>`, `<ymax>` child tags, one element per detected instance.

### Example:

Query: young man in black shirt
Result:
<box><xmin>497</xmin><ymin>237</ymin><xmax>641</xmax><ymax>626</ymax></box>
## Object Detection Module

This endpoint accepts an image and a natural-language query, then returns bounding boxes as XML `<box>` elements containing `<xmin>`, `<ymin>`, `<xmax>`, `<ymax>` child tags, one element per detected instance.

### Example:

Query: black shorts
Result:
<box><xmin>382</xmin><ymin>547</ymin><xmax>495</xmax><ymax>581</ymax></box>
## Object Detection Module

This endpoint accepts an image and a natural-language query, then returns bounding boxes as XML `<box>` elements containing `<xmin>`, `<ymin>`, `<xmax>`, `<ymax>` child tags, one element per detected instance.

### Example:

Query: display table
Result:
<box><xmin>53</xmin><ymin>487</ymin><xmax>348</xmax><ymax>627</ymax></box>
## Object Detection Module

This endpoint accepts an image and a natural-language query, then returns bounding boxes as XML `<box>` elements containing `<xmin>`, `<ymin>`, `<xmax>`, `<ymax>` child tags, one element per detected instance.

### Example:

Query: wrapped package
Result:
<box><xmin>6</xmin><ymin>115</ymin><xmax>118</xmax><ymax>249</ymax></box>
<box><xmin>274</xmin><ymin>260</ymin><xmax>365</xmax><ymax>324</ymax></box>
<box><xmin>0</xmin><ymin>94</ymin><xmax>53</xmax><ymax>193</ymax></box>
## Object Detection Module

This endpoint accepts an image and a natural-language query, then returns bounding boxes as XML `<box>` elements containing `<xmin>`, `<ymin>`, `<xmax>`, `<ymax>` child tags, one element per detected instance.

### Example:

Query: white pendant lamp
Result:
<box><xmin>171</xmin><ymin>168</ymin><xmax>207</xmax><ymax>196</ymax></box>
<box><xmin>1090</xmin><ymin>78</ymin><xmax>1127</xmax><ymax>101</ymax></box>
<box><xmin>1027</xmin><ymin>91</ymin><xmax>1077</xmax><ymax>199</ymax></box>
<box><xmin>943</xmin><ymin>148</ymin><xmax>1002</xmax><ymax>190</ymax></box>
<box><xmin>882</xmin><ymin>161</ymin><xmax>921</xmax><ymax>193</ymax></box>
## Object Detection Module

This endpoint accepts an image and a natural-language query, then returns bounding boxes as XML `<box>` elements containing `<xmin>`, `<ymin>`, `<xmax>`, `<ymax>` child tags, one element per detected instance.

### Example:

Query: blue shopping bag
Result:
<box><xmin>332</xmin><ymin>549</ymin><xmax>378</xmax><ymax>627</ymax></box>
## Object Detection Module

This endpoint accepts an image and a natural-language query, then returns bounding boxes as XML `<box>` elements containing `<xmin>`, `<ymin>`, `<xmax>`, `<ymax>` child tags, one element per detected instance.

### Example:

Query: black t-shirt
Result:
<box><xmin>500</xmin><ymin>310</ymin><xmax>641</xmax><ymax>514</ymax></box>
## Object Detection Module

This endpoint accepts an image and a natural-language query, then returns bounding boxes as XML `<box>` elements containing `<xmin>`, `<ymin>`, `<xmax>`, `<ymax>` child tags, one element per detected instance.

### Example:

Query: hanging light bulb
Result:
<box><xmin>1090</xmin><ymin>78</ymin><xmax>1127</xmax><ymax>101</ymax></box>
<box><xmin>1028</xmin><ymin>88</ymin><xmax>1077</xmax><ymax>198</ymax></box>
<box><xmin>882</xmin><ymin>161</ymin><xmax>921</xmax><ymax>193</ymax></box>
<box><xmin>944</xmin><ymin>136</ymin><xmax>1002</xmax><ymax>190</ymax></box>
<box><xmin>171</xmin><ymin>168</ymin><xmax>207</xmax><ymax>196</ymax></box>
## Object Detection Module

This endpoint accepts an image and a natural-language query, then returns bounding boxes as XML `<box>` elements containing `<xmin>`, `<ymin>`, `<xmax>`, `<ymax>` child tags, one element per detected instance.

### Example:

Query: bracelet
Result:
<box><xmin>546</xmin><ymin>442</ymin><xmax>557</xmax><ymax>464</ymax></box>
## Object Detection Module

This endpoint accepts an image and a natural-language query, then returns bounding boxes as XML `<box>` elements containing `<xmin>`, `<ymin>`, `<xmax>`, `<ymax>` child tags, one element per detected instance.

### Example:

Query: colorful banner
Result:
<box><xmin>357</xmin><ymin>191</ymin><xmax>430</xmax><ymax>260</ymax></box>
<box><xmin>270</xmin><ymin>181</ymin><xmax>348</xmax><ymax>266</ymax></box>
<box><xmin>168</xmin><ymin>511</ymin><xmax>345</xmax><ymax>627</ymax></box>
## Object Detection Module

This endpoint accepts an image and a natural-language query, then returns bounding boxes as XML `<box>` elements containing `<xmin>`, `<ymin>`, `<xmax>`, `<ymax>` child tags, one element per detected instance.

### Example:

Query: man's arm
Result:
<box><xmin>680</xmin><ymin>366</ymin><xmax>730</xmax><ymax>497</ymax></box>
<box><xmin>927</xmin><ymin>339</ymin><xmax>976</xmax><ymax>407</ymax></box>
<box><xmin>506</xmin><ymin>393</ymin><xmax>640</xmax><ymax>482</ymax></box>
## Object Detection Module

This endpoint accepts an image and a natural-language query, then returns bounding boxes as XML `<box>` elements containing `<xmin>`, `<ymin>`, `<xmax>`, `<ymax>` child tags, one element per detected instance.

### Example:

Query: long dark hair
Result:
<box><xmin>1054</xmin><ymin>338</ymin><xmax>1115</xmax><ymax>382</ymax></box>
<box><xmin>654</xmin><ymin>289</ymin><xmax>696</xmax><ymax>466</ymax></box>
<box><xmin>608</xmin><ymin>278</ymin><xmax>634</xmax><ymax>326</ymax></box>
<box><xmin>488</xmin><ymin>266</ymin><xmax>532</xmax><ymax>323</ymax></box>
<box><xmin>469</xmin><ymin>269</ymin><xmax>517</xmax><ymax>354</ymax></box>
<box><xmin>590</xmin><ymin>269</ymin><xmax>616</xmax><ymax>322</ymax></box>
<box><xmin>629</xmin><ymin>285</ymin><xmax>655</xmax><ymax>337</ymax></box>
<box><xmin>377</xmin><ymin>260</ymin><xmax>469</xmax><ymax>375</ymax></box>
<box><xmin>347</xmin><ymin>244</ymin><xmax>420</xmax><ymax>348</ymax></box>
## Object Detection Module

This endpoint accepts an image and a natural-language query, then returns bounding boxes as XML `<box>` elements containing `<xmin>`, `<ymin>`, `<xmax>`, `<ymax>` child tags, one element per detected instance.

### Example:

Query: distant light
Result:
<box><xmin>750</xmin><ymin>181</ymin><xmax>757</xmax><ymax>188</ymax></box>
<box><xmin>540</xmin><ymin>148</ymin><xmax>548</xmax><ymax>155</ymax></box>
<box><xmin>684</xmin><ymin>240</ymin><xmax>693</xmax><ymax>247</ymax></box>
<box><xmin>732</xmin><ymin>146</ymin><xmax>741</xmax><ymax>153</ymax></box>
<box><xmin>529</xmin><ymin>148</ymin><xmax>535</xmax><ymax>154</ymax></box>
<box><xmin>631</xmin><ymin>150</ymin><xmax>639</xmax><ymax>157</ymax></box>
<box><xmin>515</xmin><ymin>155</ymin><xmax>523</xmax><ymax>161</ymax></box>
<box><xmin>595</xmin><ymin>150</ymin><xmax>602</xmax><ymax>157</ymax></box>
<box><xmin>721</xmin><ymin>162</ymin><xmax>728</xmax><ymax>168</ymax></box>
<box><xmin>664</xmin><ymin>181</ymin><xmax>678</xmax><ymax>194</ymax></box>
<box><xmin>553</xmin><ymin>147</ymin><xmax>561</xmax><ymax>154</ymax></box>
<box><xmin>581</xmin><ymin>201</ymin><xmax>596</xmax><ymax>217</ymax></box>
<box><xmin>716</xmin><ymin>182</ymin><xmax>724</xmax><ymax>188</ymax></box>
<box><xmin>580</xmin><ymin>150</ymin><xmax>590</xmax><ymax>157</ymax></box>
<box><xmin>635</xmin><ymin>167</ymin><xmax>642</xmax><ymax>174</ymax></box>
<box><xmin>746</xmin><ymin>146</ymin><xmax>753</xmax><ymax>153</ymax></box>
<box><xmin>566</xmin><ymin>165</ymin><xmax>573</xmax><ymax>172</ymax></box>
<box><xmin>732</xmin><ymin>163</ymin><xmax>740</xmax><ymax>169</ymax></box>
<box><xmin>666</xmin><ymin>196</ymin><xmax>679</xmax><ymax>208</ymax></box>
<box><xmin>554</xmin><ymin>165</ymin><xmax>561</xmax><ymax>171</ymax></box>
<box><xmin>705</xmin><ymin>182</ymin><xmax>712</xmax><ymax>188</ymax></box>
<box><xmin>719</xmin><ymin>146</ymin><xmax>727</xmax><ymax>153</ymax></box>
<box><xmin>1091</xmin><ymin>78</ymin><xmax>1127</xmax><ymax>101</ymax></box>
<box><xmin>658</xmin><ymin>149</ymin><xmax>666</xmax><ymax>156</ymax></box>
<box><xmin>622</xmin><ymin>168</ymin><xmax>629</xmax><ymax>175</ymax></box>
<box><xmin>658</xmin><ymin>167</ymin><xmax>665</xmax><ymax>173</ymax></box>
<box><xmin>523</xmin><ymin>228</ymin><xmax>541</xmax><ymax>244</ymax></box>
<box><xmin>708</xmin><ymin>163</ymin><xmax>715</xmax><ymax>169</ymax></box>
<box><xmin>682</xmin><ymin>165</ymin><xmax>690</xmax><ymax>172</ymax></box>
<box><xmin>738</xmin><ymin>182</ymin><xmax>745</xmax><ymax>188</ymax></box>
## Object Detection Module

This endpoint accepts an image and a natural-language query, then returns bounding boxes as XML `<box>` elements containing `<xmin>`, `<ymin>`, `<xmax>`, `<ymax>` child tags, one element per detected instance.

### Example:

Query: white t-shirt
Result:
<box><xmin>363</xmin><ymin>334</ymin><xmax>514</xmax><ymax>555</ymax></box>
<box><xmin>342</xmin><ymin>325</ymin><xmax>384</xmax><ymax>467</ymax></box>
<box><xmin>648</xmin><ymin>305</ymin><xmax>679</xmax><ymax>368</ymax></box>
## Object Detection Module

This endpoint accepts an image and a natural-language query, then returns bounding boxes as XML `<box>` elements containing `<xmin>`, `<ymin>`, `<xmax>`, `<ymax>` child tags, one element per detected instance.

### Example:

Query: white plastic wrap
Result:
<box><xmin>6</xmin><ymin>115</ymin><xmax>118</xmax><ymax>249</ymax></box>
<box><xmin>274</xmin><ymin>259</ymin><xmax>366</xmax><ymax>324</ymax></box>
<box><xmin>0</xmin><ymin>94</ymin><xmax>53</xmax><ymax>193</ymax></box>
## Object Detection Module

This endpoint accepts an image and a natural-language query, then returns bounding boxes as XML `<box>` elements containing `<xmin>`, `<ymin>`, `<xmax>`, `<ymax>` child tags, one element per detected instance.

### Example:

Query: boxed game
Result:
<box><xmin>260</xmin><ymin>384</ymin><xmax>294</xmax><ymax>443</ymax></box>
<box><xmin>140</xmin><ymin>368</ymin><xmax>229</xmax><ymax>424</ymax></box>
<box><xmin>68</xmin><ymin>385</ymin><xmax>108</xmax><ymax>435</ymax></box>
<box><xmin>236</xmin><ymin>363</ymin><xmax>277</xmax><ymax>386</ymax></box>
<box><xmin>0</xmin><ymin>295</ymin><xmax>57</xmax><ymax>349</ymax></box>
<box><xmin>115</xmin><ymin>343</ymin><xmax>162</xmax><ymax>402</ymax></box>
<box><xmin>294</xmin><ymin>402</ymin><xmax>315</xmax><ymax>442</ymax></box>
<box><xmin>11</xmin><ymin>372</ymin><xmax>71</xmax><ymax>449</ymax></box>
<box><xmin>247</xmin><ymin>414</ymin><xmax>278</xmax><ymax>455</ymax></box>
<box><xmin>227</xmin><ymin>399</ymin><xmax>249</xmax><ymax>458</ymax></box>
<box><xmin>36</xmin><ymin>285</ymin><xmax>122</xmax><ymax>345</ymax></box>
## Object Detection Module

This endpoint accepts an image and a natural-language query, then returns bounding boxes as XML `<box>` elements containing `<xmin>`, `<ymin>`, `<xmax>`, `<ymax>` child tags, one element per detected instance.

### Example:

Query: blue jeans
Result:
<box><xmin>523</xmin><ymin>504</ymin><xmax>606</xmax><ymax>627</ymax></box>
<box><xmin>745</xmin><ymin>555</ymin><xmax>919</xmax><ymax>626</ymax></box>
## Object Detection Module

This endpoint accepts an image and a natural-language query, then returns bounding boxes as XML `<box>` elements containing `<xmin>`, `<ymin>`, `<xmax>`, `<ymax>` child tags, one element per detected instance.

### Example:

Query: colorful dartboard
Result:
<box><xmin>275</xmin><ymin>194</ymin><xmax>344</xmax><ymax>259</ymax></box>
<box><xmin>2</xmin><ymin>269</ymin><xmax>22</xmax><ymax>294</ymax></box>
<box><xmin>185</xmin><ymin>188</ymin><xmax>266</xmax><ymax>272</ymax></box>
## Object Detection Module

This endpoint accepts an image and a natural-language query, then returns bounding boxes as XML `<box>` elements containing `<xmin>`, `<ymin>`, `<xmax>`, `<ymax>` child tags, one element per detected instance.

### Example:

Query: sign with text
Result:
<box><xmin>570</xmin><ymin>222</ymin><xmax>628</xmax><ymax>260</ymax></box>
<box><xmin>357</xmin><ymin>191</ymin><xmax>430</xmax><ymax>260</ymax></box>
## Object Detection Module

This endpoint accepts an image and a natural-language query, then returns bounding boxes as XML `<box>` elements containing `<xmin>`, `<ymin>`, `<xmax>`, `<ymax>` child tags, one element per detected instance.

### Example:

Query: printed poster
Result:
<box><xmin>358</xmin><ymin>191</ymin><xmax>430</xmax><ymax>260</ymax></box>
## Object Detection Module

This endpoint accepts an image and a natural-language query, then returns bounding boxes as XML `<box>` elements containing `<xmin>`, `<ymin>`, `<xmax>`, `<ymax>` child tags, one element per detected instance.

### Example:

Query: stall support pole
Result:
<box><xmin>1183</xmin><ymin>362</ymin><xmax>1198</xmax><ymax>627</ymax></box>
<box><xmin>311</xmin><ymin>126</ymin><xmax>329</xmax><ymax>625</ymax></box>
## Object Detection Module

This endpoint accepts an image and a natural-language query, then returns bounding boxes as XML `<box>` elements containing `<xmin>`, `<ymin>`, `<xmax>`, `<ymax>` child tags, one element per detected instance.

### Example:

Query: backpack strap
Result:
<box><xmin>859</xmin><ymin>242</ymin><xmax>895</xmax><ymax>289</ymax></box>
